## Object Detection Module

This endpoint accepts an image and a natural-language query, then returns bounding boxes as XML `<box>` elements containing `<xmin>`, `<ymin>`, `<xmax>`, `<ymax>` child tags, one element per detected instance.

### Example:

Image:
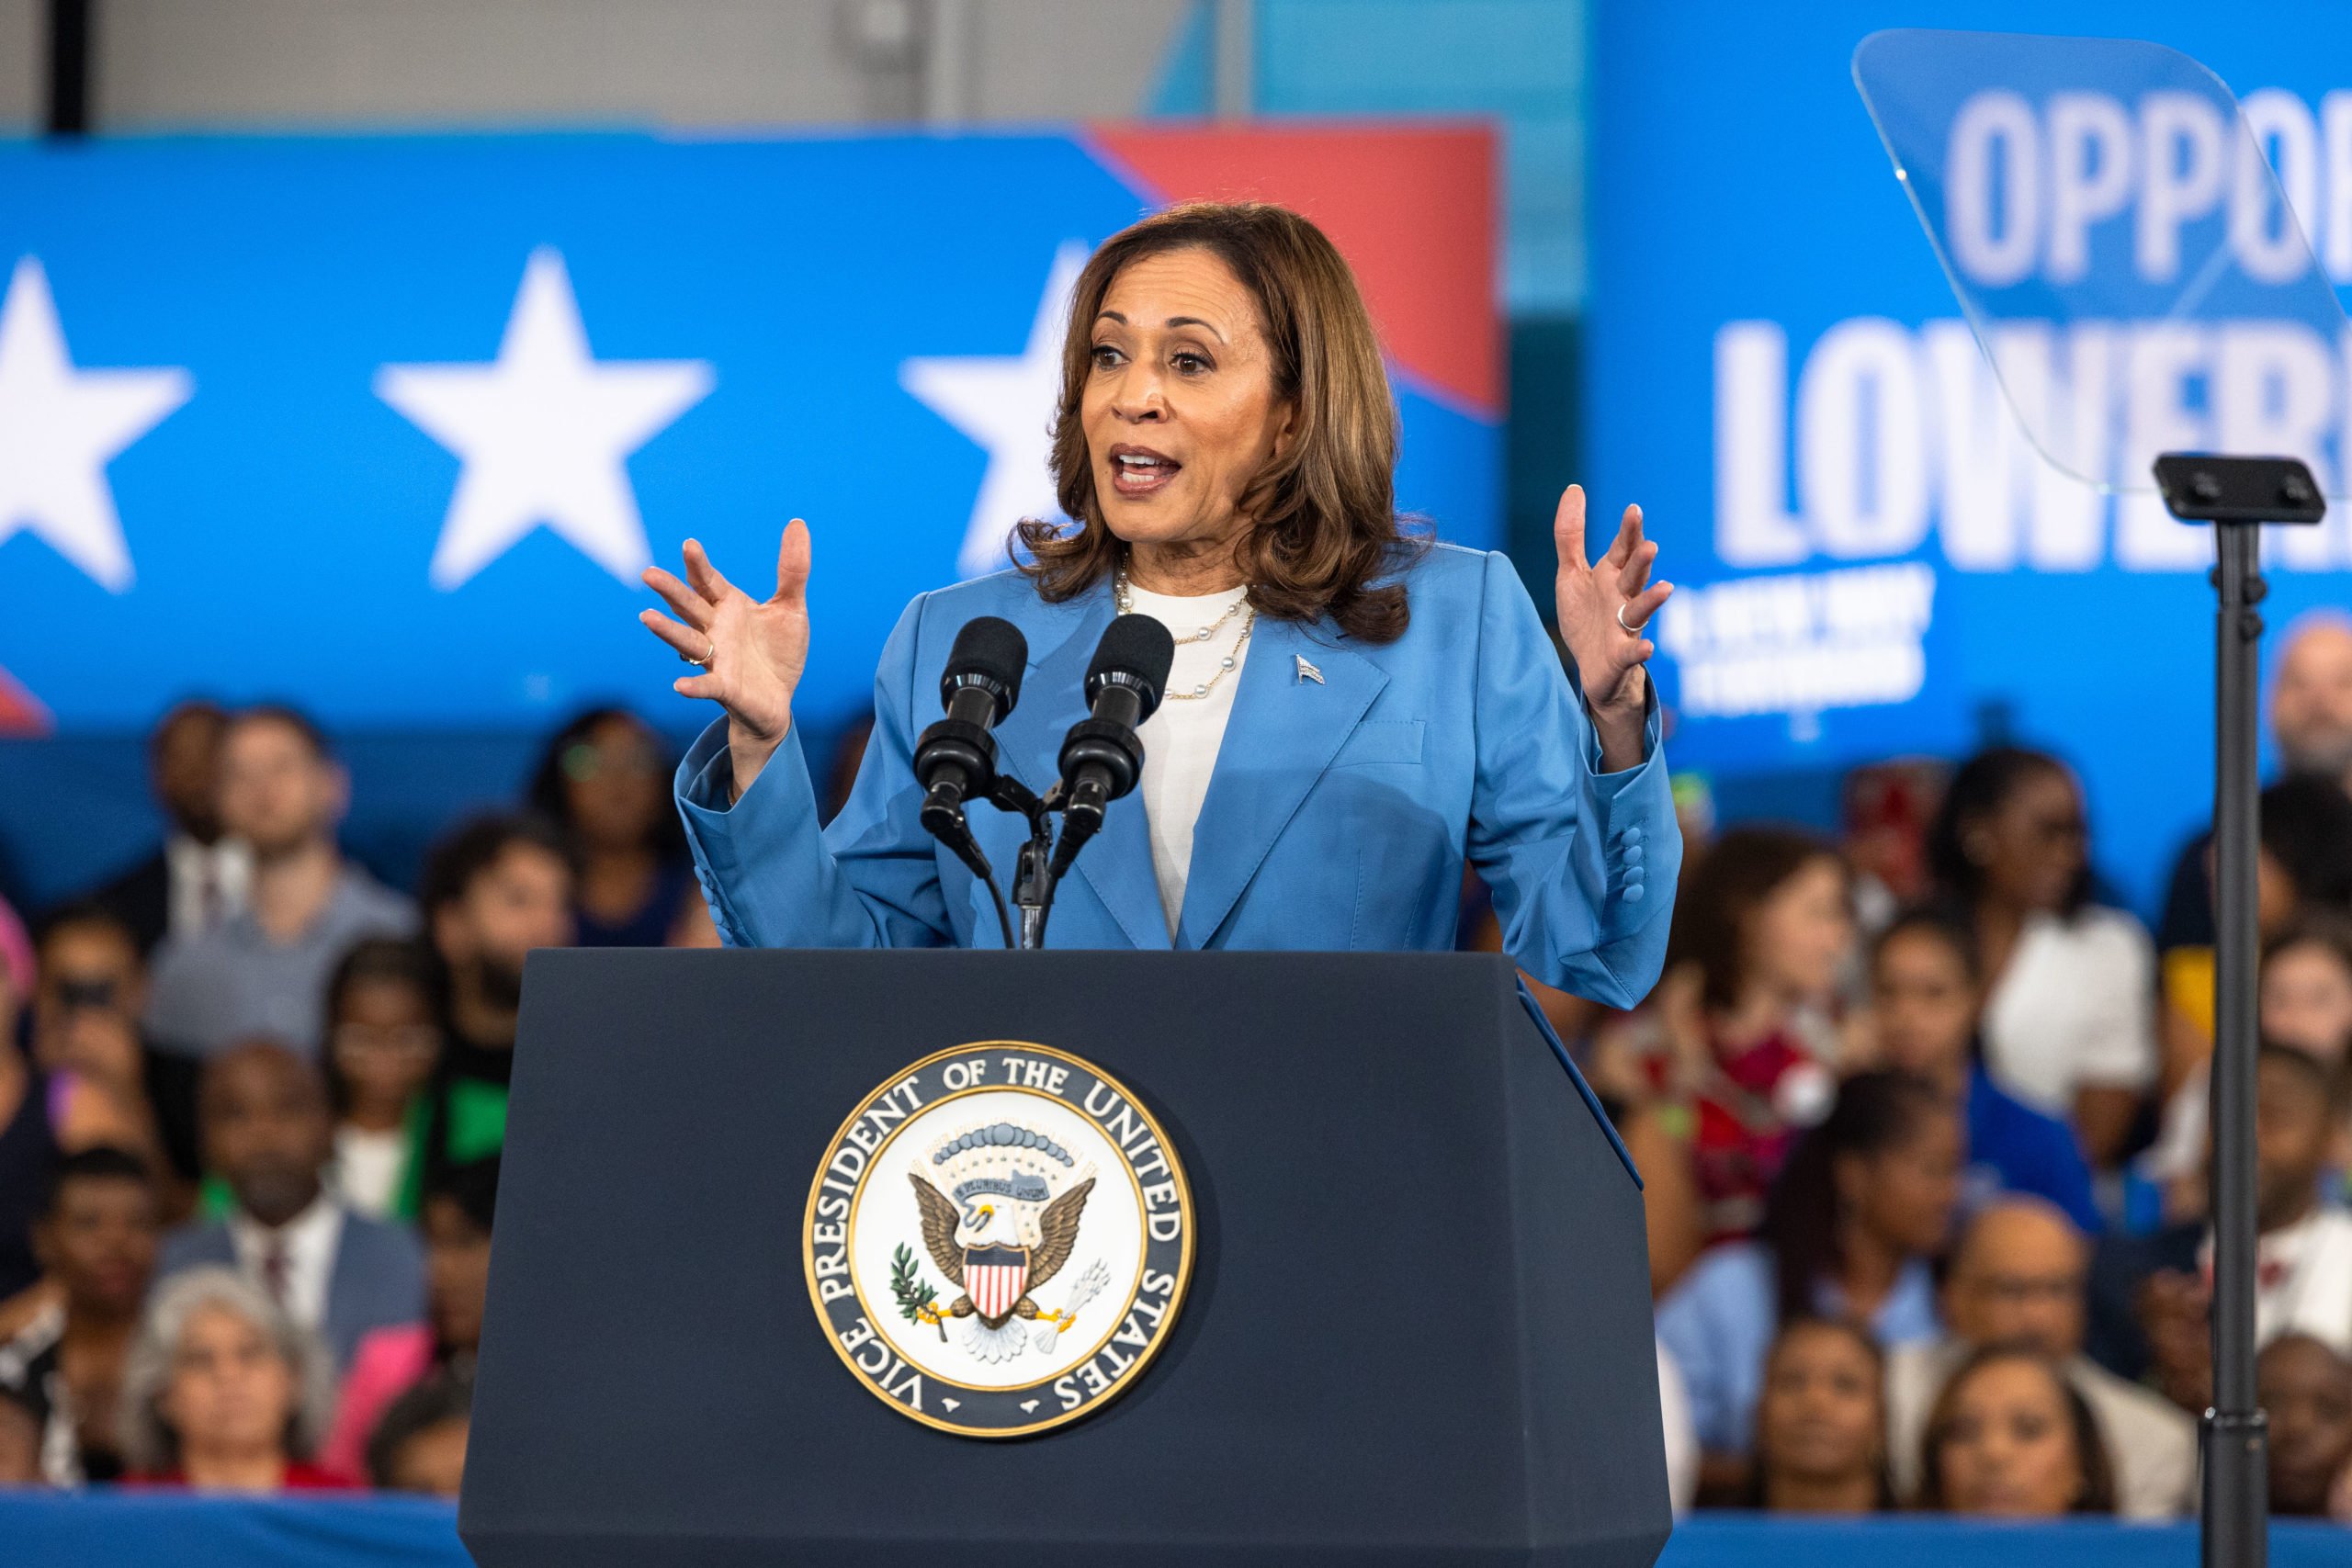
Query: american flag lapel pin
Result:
<box><xmin>1295</xmin><ymin>654</ymin><xmax>1324</xmax><ymax>685</ymax></box>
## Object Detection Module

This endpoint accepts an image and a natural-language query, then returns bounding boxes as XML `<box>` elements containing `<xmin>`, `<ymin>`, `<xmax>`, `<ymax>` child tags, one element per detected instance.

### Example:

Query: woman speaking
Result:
<box><xmin>637</xmin><ymin>202</ymin><xmax>1679</xmax><ymax>1007</ymax></box>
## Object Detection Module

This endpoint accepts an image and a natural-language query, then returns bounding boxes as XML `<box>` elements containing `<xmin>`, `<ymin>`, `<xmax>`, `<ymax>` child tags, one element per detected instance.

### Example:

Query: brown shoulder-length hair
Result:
<box><xmin>1914</xmin><ymin>1344</ymin><xmax>2115</xmax><ymax>1515</ymax></box>
<box><xmin>1012</xmin><ymin>201</ymin><xmax>1422</xmax><ymax>643</ymax></box>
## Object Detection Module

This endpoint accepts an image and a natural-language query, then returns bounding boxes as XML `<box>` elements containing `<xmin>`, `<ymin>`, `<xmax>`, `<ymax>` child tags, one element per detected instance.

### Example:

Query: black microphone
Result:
<box><xmin>1048</xmin><ymin>614</ymin><xmax>1176</xmax><ymax>878</ymax></box>
<box><xmin>915</xmin><ymin>616</ymin><xmax>1028</xmax><ymax>855</ymax></box>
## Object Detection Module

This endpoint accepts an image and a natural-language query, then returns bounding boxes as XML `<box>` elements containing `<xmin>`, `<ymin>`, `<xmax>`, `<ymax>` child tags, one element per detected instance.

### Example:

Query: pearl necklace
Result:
<box><xmin>1114</xmin><ymin>570</ymin><xmax>1256</xmax><ymax>701</ymax></box>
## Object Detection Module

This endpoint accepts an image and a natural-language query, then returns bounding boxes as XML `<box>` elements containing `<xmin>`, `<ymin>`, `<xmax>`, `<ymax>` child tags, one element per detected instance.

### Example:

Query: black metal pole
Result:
<box><xmin>2203</xmin><ymin>517</ymin><xmax>2267</xmax><ymax>1568</ymax></box>
<box><xmin>45</xmin><ymin>0</ymin><xmax>92</xmax><ymax>138</ymax></box>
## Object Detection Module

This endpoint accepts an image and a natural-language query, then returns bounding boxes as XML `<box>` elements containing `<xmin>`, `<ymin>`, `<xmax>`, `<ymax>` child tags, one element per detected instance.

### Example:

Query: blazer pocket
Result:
<box><xmin>1331</xmin><ymin>719</ymin><xmax>1425</xmax><ymax>767</ymax></box>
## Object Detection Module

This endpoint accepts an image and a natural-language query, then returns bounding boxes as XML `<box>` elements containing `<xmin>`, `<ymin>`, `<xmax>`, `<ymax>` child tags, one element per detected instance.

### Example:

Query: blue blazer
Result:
<box><xmin>675</xmin><ymin>544</ymin><xmax>1680</xmax><ymax>1007</ymax></box>
<box><xmin>157</xmin><ymin>1208</ymin><xmax>425</xmax><ymax>1374</ymax></box>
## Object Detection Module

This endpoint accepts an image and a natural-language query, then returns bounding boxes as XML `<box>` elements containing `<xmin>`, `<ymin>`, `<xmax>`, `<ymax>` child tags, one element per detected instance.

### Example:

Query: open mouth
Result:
<box><xmin>1109</xmin><ymin>445</ymin><xmax>1182</xmax><ymax>497</ymax></box>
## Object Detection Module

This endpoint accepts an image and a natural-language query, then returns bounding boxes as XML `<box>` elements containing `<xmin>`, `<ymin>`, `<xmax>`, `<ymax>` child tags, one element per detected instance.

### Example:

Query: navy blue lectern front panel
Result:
<box><xmin>462</xmin><ymin>950</ymin><xmax>1667</xmax><ymax>1568</ymax></box>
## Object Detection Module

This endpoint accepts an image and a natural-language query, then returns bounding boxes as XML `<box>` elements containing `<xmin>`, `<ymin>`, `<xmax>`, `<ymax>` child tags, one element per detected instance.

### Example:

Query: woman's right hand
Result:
<box><xmin>640</xmin><ymin>520</ymin><xmax>811</xmax><ymax>800</ymax></box>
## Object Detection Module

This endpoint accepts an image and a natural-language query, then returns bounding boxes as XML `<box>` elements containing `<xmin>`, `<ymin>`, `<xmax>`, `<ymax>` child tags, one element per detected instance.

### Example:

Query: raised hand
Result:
<box><xmin>1552</xmin><ymin>484</ymin><xmax>1671</xmax><ymax>772</ymax></box>
<box><xmin>639</xmin><ymin>520</ymin><xmax>812</xmax><ymax>798</ymax></box>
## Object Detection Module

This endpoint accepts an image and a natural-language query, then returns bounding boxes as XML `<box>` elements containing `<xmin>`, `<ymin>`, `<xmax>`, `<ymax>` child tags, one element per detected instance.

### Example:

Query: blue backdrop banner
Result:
<box><xmin>1591</xmin><ymin>3</ymin><xmax>2352</xmax><ymax>912</ymax></box>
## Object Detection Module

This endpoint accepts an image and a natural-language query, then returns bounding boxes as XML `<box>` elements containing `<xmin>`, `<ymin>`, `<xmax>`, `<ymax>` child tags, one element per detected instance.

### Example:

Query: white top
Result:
<box><xmin>2202</xmin><ymin>1206</ymin><xmax>2352</xmax><ymax>1358</ymax></box>
<box><xmin>165</xmin><ymin>832</ymin><xmax>251</xmax><ymax>942</ymax></box>
<box><xmin>228</xmin><ymin>1192</ymin><xmax>345</xmax><ymax>1336</ymax></box>
<box><xmin>332</xmin><ymin>1124</ymin><xmax>410</xmax><ymax>1220</ymax></box>
<box><xmin>1980</xmin><ymin>906</ymin><xmax>2157</xmax><ymax>1115</ymax></box>
<box><xmin>1122</xmin><ymin>581</ymin><xmax>1252</xmax><ymax>939</ymax></box>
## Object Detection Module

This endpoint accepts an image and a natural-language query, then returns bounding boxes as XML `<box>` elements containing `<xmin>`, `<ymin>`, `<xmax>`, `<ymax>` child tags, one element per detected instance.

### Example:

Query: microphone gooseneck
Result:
<box><xmin>1048</xmin><ymin>614</ymin><xmax>1176</xmax><ymax>880</ymax></box>
<box><xmin>913</xmin><ymin>616</ymin><xmax>1028</xmax><ymax>944</ymax></box>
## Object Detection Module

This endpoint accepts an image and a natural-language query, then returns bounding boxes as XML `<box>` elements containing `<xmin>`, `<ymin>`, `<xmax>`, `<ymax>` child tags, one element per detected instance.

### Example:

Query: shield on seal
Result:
<box><xmin>964</xmin><ymin>1245</ymin><xmax>1030</xmax><ymax>1321</ymax></box>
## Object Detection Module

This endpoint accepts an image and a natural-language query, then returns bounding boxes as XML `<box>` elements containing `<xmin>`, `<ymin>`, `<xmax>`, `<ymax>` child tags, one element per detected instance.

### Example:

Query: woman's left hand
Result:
<box><xmin>1553</xmin><ymin>483</ymin><xmax>1671</xmax><ymax>770</ymax></box>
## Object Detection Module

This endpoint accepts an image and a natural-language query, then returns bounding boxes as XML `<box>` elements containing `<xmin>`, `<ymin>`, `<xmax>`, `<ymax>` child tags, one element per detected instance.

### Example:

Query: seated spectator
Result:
<box><xmin>156</xmin><ymin>1043</ymin><xmax>423</xmax><ymax>1373</ymax></box>
<box><xmin>1884</xmin><ymin>1199</ymin><xmax>2193</xmax><ymax>1517</ymax></box>
<box><xmin>30</xmin><ymin>903</ymin><xmax>192</xmax><ymax>1190</ymax></box>
<box><xmin>1747</xmin><ymin>1317</ymin><xmax>1892</xmax><ymax>1513</ymax></box>
<box><xmin>2090</xmin><ymin>1046</ymin><xmax>2352</xmax><ymax>1404</ymax></box>
<box><xmin>2144</xmin><ymin>787</ymin><xmax>2352</xmax><ymax>1204</ymax></box>
<box><xmin>1927</xmin><ymin>747</ymin><xmax>2154</xmax><ymax>1168</ymax></box>
<box><xmin>119</xmin><ymin>1266</ymin><xmax>341</xmax><ymax>1491</ymax></box>
<box><xmin>143</xmin><ymin>705</ymin><xmax>415</xmax><ymax>1059</ymax></box>
<box><xmin>322</xmin><ymin>940</ymin><xmax>440</xmax><ymax>1221</ymax></box>
<box><xmin>1626</xmin><ymin>828</ymin><xmax>1853</xmax><ymax>1269</ymax></box>
<box><xmin>1916</xmin><ymin>1346</ymin><xmax>2115</xmax><ymax>1516</ymax></box>
<box><xmin>0</xmin><ymin>1384</ymin><xmax>40</xmax><ymax>1486</ymax></box>
<box><xmin>1655</xmin><ymin>1070</ymin><xmax>1959</xmax><ymax>1501</ymax></box>
<box><xmin>2264</xmin><ymin>914</ymin><xmax>2352</xmax><ymax>1066</ymax></box>
<box><xmin>322</xmin><ymin>1156</ymin><xmax>497</xmax><ymax>1482</ymax></box>
<box><xmin>79</xmin><ymin>700</ymin><xmax>249</xmax><ymax>958</ymax></box>
<box><xmin>0</xmin><ymin>1148</ymin><xmax>160</xmax><ymax>1483</ymax></box>
<box><xmin>366</xmin><ymin>1367</ymin><xmax>473</xmax><ymax>1496</ymax></box>
<box><xmin>2261</xmin><ymin>1333</ymin><xmax>2352</xmax><ymax>1518</ymax></box>
<box><xmin>527</xmin><ymin>707</ymin><xmax>699</xmax><ymax>947</ymax></box>
<box><xmin>1868</xmin><ymin>907</ymin><xmax>2098</xmax><ymax>1233</ymax></box>
<box><xmin>0</xmin><ymin>908</ymin><xmax>146</xmax><ymax>1300</ymax></box>
<box><xmin>414</xmin><ymin>816</ymin><xmax>573</xmax><ymax>1189</ymax></box>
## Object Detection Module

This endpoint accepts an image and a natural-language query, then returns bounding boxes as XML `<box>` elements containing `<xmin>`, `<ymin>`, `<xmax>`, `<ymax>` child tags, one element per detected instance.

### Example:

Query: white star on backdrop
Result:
<box><xmin>377</xmin><ymin>247</ymin><xmax>714</xmax><ymax>591</ymax></box>
<box><xmin>901</xmin><ymin>240</ymin><xmax>1089</xmax><ymax>579</ymax></box>
<box><xmin>0</xmin><ymin>256</ymin><xmax>191</xmax><ymax>592</ymax></box>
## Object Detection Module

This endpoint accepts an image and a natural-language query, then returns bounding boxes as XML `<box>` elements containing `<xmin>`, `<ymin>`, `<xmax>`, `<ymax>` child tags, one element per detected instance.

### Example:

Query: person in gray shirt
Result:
<box><xmin>144</xmin><ymin>706</ymin><xmax>414</xmax><ymax>1058</ymax></box>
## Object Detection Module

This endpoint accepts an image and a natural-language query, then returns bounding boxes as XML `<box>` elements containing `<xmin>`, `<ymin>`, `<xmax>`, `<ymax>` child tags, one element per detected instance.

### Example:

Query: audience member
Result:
<box><xmin>2090</xmin><ymin>1046</ymin><xmax>2352</xmax><ymax>1404</ymax></box>
<box><xmin>2262</xmin><ymin>1333</ymin><xmax>2352</xmax><ymax>1518</ymax></box>
<box><xmin>1927</xmin><ymin>747</ymin><xmax>2154</xmax><ymax>1168</ymax></box>
<box><xmin>526</xmin><ymin>707</ymin><xmax>697</xmax><ymax>947</ymax></box>
<box><xmin>413</xmin><ymin>816</ymin><xmax>573</xmax><ymax>1187</ymax></box>
<box><xmin>1883</xmin><ymin>1199</ymin><xmax>2193</xmax><ymax>1517</ymax></box>
<box><xmin>1916</xmin><ymin>1346</ymin><xmax>2116</xmax><ymax>1516</ymax></box>
<box><xmin>322</xmin><ymin>940</ymin><xmax>440</xmax><ymax>1221</ymax></box>
<box><xmin>1656</xmin><ymin>1070</ymin><xmax>1959</xmax><ymax>1501</ymax></box>
<box><xmin>143</xmin><ymin>706</ymin><xmax>415</xmax><ymax>1058</ymax></box>
<box><xmin>29</xmin><ymin>904</ymin><xmax>192</xmax><ymax>1187</ymax></box>
<box><xmin>2144</xmin><ymin>901</ymin><xmax>2352</xmax><ymax>1210</ymax></box>
<box><xmin>0</xmin><ymin>918</ymin><xmax>146</xmax><ymax>1300</ymax></box>
<box><xmin>1866</xmin><ymin>908</ymin><xmax>2098</xmax><ymax>1233</ymax></box>
<box><xmin>2158</xmin><ymin>611</ymin><xmax>2352</xmax><ymax>955</ymax></box>
<box><xmin>365</xmin><ymin>1366</ymin><xmax>472</xmax><ymax>1497</ymax></box>
<box><xmin>1634</xmin><ymin>828</ymin><xmax>1853</xmax><ymax>1265</ymax></box>
<box><xmin>0</xmin><ymin>1149</ymin><xmax>160</xmax><ymax>1483</ymax></box>
<box><xmin>1838</xmin><ymin>761</ymin><xmax>1944</xmax><ymax>942</ymax></box>
<box><xmin>119</xmin><ymin>1266</ymin><xmax>341</xmax><ymax>1491</ymax></box>
<box><xmin>2264</xmin><ymin>914</ymin><xmax>2352</xmax><ymax>1066</ymax></box>
<box><xmin>0</xmin><ymin>1385</ymin><xmax>40</xmax><ymax>1486</ymax></box>
<box><xmin>80</xmin><ymin>701</ymin><xmax>250</xmax><ymax>957</ymax></box>
<box><xmin>1747</xmin><ymin>1317</ymin><xmax>1892</xmax><ymax>1513</ymax></box>
<box><xmin>156</xmin><ymin>1043</ymin><xmax>424</xmax><ymax>1373</ymax></box>
<box><xmin>322</xmin><ymin>1156</ymin><xmax>496</xmax><ymax>1482</ymax></box>
<box><xmin>1657</xmin><ymin>1341</ymin><xmax>1696</xmax><ymax>1515</ymax></box>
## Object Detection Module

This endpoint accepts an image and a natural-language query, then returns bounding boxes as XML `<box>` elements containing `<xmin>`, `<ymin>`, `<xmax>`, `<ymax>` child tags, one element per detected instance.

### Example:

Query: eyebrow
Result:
<box><xmin>1094</xmin><ymin>310</ymin><xmax>1227</xmax><ymax>344</ymax></box>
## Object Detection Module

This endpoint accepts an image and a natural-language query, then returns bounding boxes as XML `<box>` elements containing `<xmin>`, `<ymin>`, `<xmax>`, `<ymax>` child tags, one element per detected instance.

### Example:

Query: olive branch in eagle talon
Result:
<box><xmin>889</xmin><ymin>1244</ymin><xmax>945</xmax><ymax>1342</ymax></box>
<box><xmin>908</xmin><ymin>1170</ymin><xmax>1096</xmax><ymax>1331</ymax></box>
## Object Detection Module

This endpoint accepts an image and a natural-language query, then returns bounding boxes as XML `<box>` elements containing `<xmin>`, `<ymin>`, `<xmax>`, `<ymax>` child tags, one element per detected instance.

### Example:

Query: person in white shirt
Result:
<box><xmin>1926</xmin><ymin>746</ymin><xmax>2156</xmax><ymax>1168</ymax></box>
<box><xmin>321</xmin><ymin>939</ymin><xmax>440</xmax><ymax>1221</ymax></box>
<box><xmin>153</xmin><ymin>1043</ymin><xmax>422</xmax><ymax>1373</ymax></box>
<box><xmin>84</xmin><ymin>701</ymin><xmax>253</xmax><ymax>957</ymax></box>
<box><xmin>1885</xmin><ymin>1198</ymin><xmax>2195</xmax><ymax>1517</ymax></box>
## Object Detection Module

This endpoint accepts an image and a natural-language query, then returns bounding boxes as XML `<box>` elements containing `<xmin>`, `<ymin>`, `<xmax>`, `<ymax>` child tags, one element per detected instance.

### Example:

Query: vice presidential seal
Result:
<box><xmin>803</xmin><ymin>1042</ymin><xmax>1193</xmax><ymax>1438</ymax></box>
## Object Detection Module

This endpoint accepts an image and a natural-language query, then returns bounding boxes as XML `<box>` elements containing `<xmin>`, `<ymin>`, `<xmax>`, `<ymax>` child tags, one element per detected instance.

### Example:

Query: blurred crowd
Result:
<box><xmin>1524</xmin><ymin>608</ymin><xmax>2352</xmax><ymax>1520</ymax></box>
<box><xmin>0</xmin><ymin>612</ymin><xmax>2349</xmax><ymax>1517</ymax></box>
<box><xmin>0</xmin><ymin>700</ymin><xmax>715</xmax><ymax>1495</ymax></box>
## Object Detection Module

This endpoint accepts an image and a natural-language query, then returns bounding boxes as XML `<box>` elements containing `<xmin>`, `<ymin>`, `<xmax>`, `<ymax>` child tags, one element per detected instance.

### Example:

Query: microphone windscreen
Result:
<box><xmin>943</xmin><ymin>616</ymin><xmax>1029</xmax><ymax>715</ymax></box>
<box><xmin>1087</xmin><ymin>614</ymin><xmax>1177</xmax><ymax>709</ymax></box>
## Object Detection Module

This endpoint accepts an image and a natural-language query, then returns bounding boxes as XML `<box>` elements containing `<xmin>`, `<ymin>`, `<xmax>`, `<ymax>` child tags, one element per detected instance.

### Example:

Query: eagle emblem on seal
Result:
<box><xmin>904</xmin><ymin>1121</ymin><xmax>1099</xmax><ymax>1364</ymax></box>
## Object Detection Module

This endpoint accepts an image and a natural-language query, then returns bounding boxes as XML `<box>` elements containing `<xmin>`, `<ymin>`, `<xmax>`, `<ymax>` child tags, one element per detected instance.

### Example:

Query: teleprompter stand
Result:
<box><xmin>2156</xmin><ymin>455</ymin><xmax>2327</xmax><ymax>1568</ymax></box>
<box><xmin>457</xmin><ymin>949</ymin><xmax>1670</xmax><ymax>1568</ymax></box>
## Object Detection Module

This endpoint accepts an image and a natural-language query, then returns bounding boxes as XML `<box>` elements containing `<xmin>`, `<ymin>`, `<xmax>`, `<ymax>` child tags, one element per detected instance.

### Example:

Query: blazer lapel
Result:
<box><xmin>1175</xmin><ymin>615</ymin><xmax>1386</xmax><ymax>950</ymax></box>
<box><xmin>992</xmin><ymin>588</ymin><xmax>1164</xmax><ymax>949</ymax></box>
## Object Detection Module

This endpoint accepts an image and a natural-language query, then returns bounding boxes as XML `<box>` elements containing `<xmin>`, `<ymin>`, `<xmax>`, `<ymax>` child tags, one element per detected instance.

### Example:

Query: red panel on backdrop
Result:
<box><xmin>0</xmin><ymin>665</ymin><xmax>50</xmax><ymax>737</ymax></box>
<box><xmin>1082</xmin><ymin>124</ymin><xmax>1500</xmax><ymax>419</ymax></box>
